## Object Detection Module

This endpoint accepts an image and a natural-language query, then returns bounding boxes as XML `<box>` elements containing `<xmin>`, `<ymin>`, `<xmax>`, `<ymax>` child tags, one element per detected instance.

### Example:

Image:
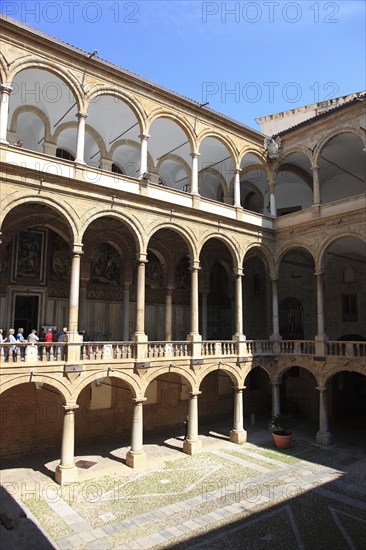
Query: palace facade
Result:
<box><xmin>0</xmin><ymin>15</ymin><xmax>365</xmax><ymax>484</ymax></box>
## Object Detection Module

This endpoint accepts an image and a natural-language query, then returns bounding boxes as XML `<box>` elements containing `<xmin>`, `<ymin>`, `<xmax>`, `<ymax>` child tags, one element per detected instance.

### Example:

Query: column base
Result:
<box><xmin>55</xmin><ymin>464</ymin><xmax>78</xmax><ymax>485</ymax></box>
<box><xmin>315</xmin><ymin>337</ymin><xmax>327</xmax><ymax>356</ymax></box>
<box><xmin>316</xmin><ymin>431</ymin><xmax>332</xmax><ymax>445</ymax></box>
<box><xmin>183</xmin><ymin>438</ymin><xmax>202</xmax><ymax>455</ymax></box>
<box><xmin>126</xmin><ymin>450</ymin><xmax>147</xmax><ymax>468</ymax></box>
<box><xmin>230</xmin><ymin>429</ymin><xmax>247</xmax><ymax>444</ymax></box>
<box><xmin>188</xmin><ymin>333</ymin><xmax>202</xmax><ymax>357</ymax></box>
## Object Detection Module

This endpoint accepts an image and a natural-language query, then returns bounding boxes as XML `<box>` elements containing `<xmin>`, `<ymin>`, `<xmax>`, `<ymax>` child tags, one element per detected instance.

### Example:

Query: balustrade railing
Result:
<box><xmin>244</xmin><ymin>340</ymin><xmax>274</xmax><ymax>355</ymax></box>
<box><xmin>0</xmin><ymin>339</ymin><xmax>364</xmax><ymax>366</ymax></box>
<box><xmin>326</xmin><ymin>341</ymin><xmax>365</xmax><ymax>357</ymax></box>
<box><xmin>202</xmin><ymin>341</ymin><xmax>237</xmax><ymax>356</ymax></box>
<box><xmin>279</xmin><ymin>340</ymin><xmax>315</xmax><ymax>355</ymax></box>
<box><xmin>0</xmin><ymin>342</ymin><xmax>67</xmax><ymax>363</ymax></box>
<box><xmin>148</xmin><ymin>341</ymin><xmax>190</xmax><ymax>358</ymax></box>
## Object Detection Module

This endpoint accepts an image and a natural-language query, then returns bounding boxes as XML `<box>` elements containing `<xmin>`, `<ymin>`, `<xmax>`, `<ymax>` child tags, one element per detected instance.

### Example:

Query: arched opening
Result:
<box><xmin>240</xmin><ymin>153</ymin><xmax>269</xmax><ymax>214</ymax></box>
<box><xmin>200</xmin><ymin>238</ymin><xmax>235</xmax><ymax>340</ymax></box>
<box><xmin>1</xmin><ymin>204</ymin><xmax>74</xmax><ymax>333</ymax></box>
<box><xmin>243</xmin><ymin>254</ymin><xmax>270</xmax><ymax>339</ymax></box>
<box><xmin>278</xmin><ymin>248</ymin><xmax>316</xmax><ymax>339</ymax></box>
<box><xmin>276</xmin><ymin>152</ymin><xmax>313</xmax><ymax>214</ymax></box>
<box><xmin>82</xmin><ymin>216</ymin><xmax>138</xmax><ymax>340</ymax></box>
<box><xmin>87</xmin><ymin>94</ymin><xmax>141</xmax><ymax>173</ymax></box>
<box><xmin>244</xmin><ymin>367</ymin><xmax>271</xmax><ymax>421</ymax></box>
<box><xmin>147</xmin><ymin>228</ymin><xmax>190</xmax><ymax>341</ymax></box>
<box><xmin>322</xmin><ymin>236</ymin><xmax>366</xmax><ymax>340</ymax></box>
<box><xmin>75</xmin><ymin>377</ymin><xmax>134</xmax><ymax>450</ymax></box>
<box><xmin>280</xmin><ymin>367</ymin><xmax>318</xmax><ymax>423</ymax></box>
<box><xmin>0</xmin><ymin>382</ymin><xmax>64</xmax><ymax>463</ymax></box>
<box><xmin>148</xmin><ymin>117</ymin><xmax>192</xmax><ymax>188</ymax></box>
<box><xmin>199</xmin><ymin>137</ymin><xmax>233</xmax><ymax>203</ymax></box>
<box><xmin>9</xmin><ymin>68</ymin><xmax>78</xmax><ymax>155</ymax></box>
<box><xmin>330</xmin><ymin>371</ymin><xmax>366</xmax><ymax>445</ymax></box>
<box><xmin>144</xmin><ymin>373</ymin><xmax>190</xmax><ymax>438</ymax></box>
<box><xmin>199</xmin><ymin>370</ymin><xmax>234</xmax><ymax>427</ymax></box>
<box><xmin>318</xmin><ymin>133</ymin><xmax>365</xmax><ymax>203</ymax></box>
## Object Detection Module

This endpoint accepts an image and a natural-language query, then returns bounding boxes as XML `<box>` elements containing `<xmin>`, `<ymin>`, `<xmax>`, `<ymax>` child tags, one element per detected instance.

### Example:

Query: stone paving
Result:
<box><xmin>1</xmin><ymin>422</ymin><xmax>365</xmax><ymax>549</ymax></box>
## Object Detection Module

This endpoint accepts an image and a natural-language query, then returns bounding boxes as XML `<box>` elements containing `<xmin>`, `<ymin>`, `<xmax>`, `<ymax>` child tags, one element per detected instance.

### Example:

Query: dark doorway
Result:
<box><xmin>14</xmin><ymin>295</ymin><xmax>39</xmax><ymax>336</ymax></box>
<box><xmin>280</xmin><ymin>297</ymin><xmax>304</xmax><ymax>339</ymax></box>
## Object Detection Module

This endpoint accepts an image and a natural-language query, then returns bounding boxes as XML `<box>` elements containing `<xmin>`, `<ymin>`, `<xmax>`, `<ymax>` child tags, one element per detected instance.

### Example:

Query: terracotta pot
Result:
<box><xmin>272</xmin><ymin>431</ymin><xmax>293</xmax><ymax>449</ymax></box>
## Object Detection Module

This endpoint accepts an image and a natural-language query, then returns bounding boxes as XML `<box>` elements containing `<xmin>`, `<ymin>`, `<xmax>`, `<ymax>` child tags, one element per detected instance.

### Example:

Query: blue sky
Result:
<box><xmin>1</xmin><ymin>0</ymin><xmax>365</xmax><ymax>129</ymax></box>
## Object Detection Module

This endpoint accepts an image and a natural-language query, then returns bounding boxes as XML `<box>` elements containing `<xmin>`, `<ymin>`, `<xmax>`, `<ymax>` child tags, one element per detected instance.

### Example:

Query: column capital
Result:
<box><xmin>311</xmin><ymin>164</ymin><xmax>319</xmax><ymax>171</ymax></box>
<box><xmin>189</xmin><ymin>391</ymin><xmax>201</xmax><ymax>398</ymax></box>
<box><xmin>63</xmin><ymin>403</ymin><xmax>79</xmax><ymax>411</ymax></box>
<box><xmin>314</xmin><ymin>269</ymin><xmax>324</xmax><ymax>277</ymax></box>
<box><xmin>0</xmin><ymin>85</ymin><xmax>13</xmax><ymax>95</ymax></box>
<box><xmin>136</xmin><ymin>252</ymin><xmax>148</xmax><ymax>264</ymax></box>
<box><xmin>72</xmin><ymin>242</ymin><xmax>84</xmax><ymax>255</ymax></box>
<box><xmin>270</xmin><ymin>275</ymin><xmax>279</xmax><ymax>282</ymax></box>
<box><xmin>76</xmin><ymin>111</ymin><xmax>88</xmax><ymax>120</ymax></box>
<box><xmin>234</xmin><ymin>386</ymin><xmax>246</xmax><ymax>392</ymax></box>
<box><xmin>316</xmin><ymin>386</ymin><xmax>327</xmax><ymax>392</ymax></box>
<box><xmin>234</xmin><ymin>167</ymin><xmax>241</xmax><ymax>175</ymax></box>
<box><xmin>139</xmin><ymin>133</ymin><xmax>150</xmax><ymax>141</ymax></box>
<box><xmin>190</xmin><ymin>151</ymin><xmax>200</xmax><ymax>159</ymax></box>
<box><xmin>234</xmin><ymin>267</ymin><xmax>243</xmax><ymax>277</ymax></box>
<box><xmin>131</xmin><ymin>397</ymin><xmax>147</xmax><ymax>404</ymax></box>
<box><xmin>190</xmin><ymin>260</ymin><xmax>200</xmax><ymax>271</ymax></box>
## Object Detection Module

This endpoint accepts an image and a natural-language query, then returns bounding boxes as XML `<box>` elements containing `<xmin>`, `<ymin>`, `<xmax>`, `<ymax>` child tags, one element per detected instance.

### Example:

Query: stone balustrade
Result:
<box><xmin>0</xmin><ymin>339</ymin><xmax>365</xmax><ymax>366</ymax></box>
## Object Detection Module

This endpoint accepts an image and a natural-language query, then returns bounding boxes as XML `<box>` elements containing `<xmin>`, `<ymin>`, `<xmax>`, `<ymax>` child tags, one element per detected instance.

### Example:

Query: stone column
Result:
<box><xmin>270</xmin><ymin>277</ymin><xmax>281</xmax><ymax>340</ymax></box>
<box><xmin>78</xmin><ymin>279</ymin><xmax>88</xmax><ymax>331</ymax></box>
<box><xmin>55</xmin><ymin>404</ymin><xmax>79</xmax><ymax>484</ymax></box>
<box><xmin>126</xmin><ymin>398</ymin><xmax>147</xmax><ymax>468</ymax></box>
<box><xmin>315</xmin><ymin>269</ymin><xmax>327</xmax><ymax>355</ymax></box>
<box><xmin>234</xmin><ymin>168</ymin><xmax>241</xmax><ymax>207</ymax></box>
<box><xmin>234</xmin><ymin>268</ymin><xmax>244</xmax><ymax>337</ymax></box>
<box><xmin>201</xmin><ymin>292</ymin><xmax>208</xmax><ymax>340</ymax></box>
<box><xmin>268</xmin><ymin>175</ymin><xmax>277</xmax><ymax>217</ymax></box>
<box><xmin>190</xmin><ymin>152</ymin><xmax>200</xmax><ymax>195</ymax></box>
<box><xmin>123</xmin><ymin>285</ymin><xmax>130</xmax><ymax>341</ymax></box>
<box><xmin>134</xmin><ymin>255</ymin><xmax>148</xmax><ymax>358</ymax></box>
<box><xmin>183</xmin><ymin>392</ymin><xmax>202</xmax><ymax>455</ymax></box>
<box><xmin>272</xmin><ymin>381</ymin><xmax>281</xmax><ymax>416</ymax></box>
<box><xmin>190</xmin><ymin>262</ymin><xmax>200</xmax><ymax>336</ymax></box>
<box><xmin>230</xmin><ymin>387</ymin><xmax>247</xmax><ymax>443</ymax></box>
<box><xmin>316</xmin><ymin>386</ymin><xmax>332</xmax><ymax>445</ymax></box>
<box><xmin>165</xmin><ymin>288</ymin><xmax>173</xmax><ymax>341</ymax></box>
<box><xmin>135</xmin><ymin>256</ymin><xmax>147</xmax><ymax>337</ymax></box>
<box><xmin>139</xmin><ymin>134</ymin><xmax>150</xmax><ymax>177</ymax></box>
<box><xmin>233</xmin><ymin>268</ymin><xmax>246</xmax><ymax>355</ymax></box>
<box><xmin>68</xmin><ymin>244</ymin><xmax>83</xmax><ymax>336</ymax></box>
<box><xmin>188</xmin><ymin>261</ymin><xmax>202</xmax><ymax>355</ymax></box>
<box><xmin>315</xmin><ymin>269</ymin><xmax>325</xmax><ymax>337</ymax></box>
<box><xmin>75</xmin><ymin>112</ymin><xmax>88</xmax><ymax>164</ymax></box>
<box><xmin>0</xmin><ymin>85</ymin><xmax>12</xmax><ymax>144</ymax></box>
<box><xmin>311</xmin><ymin>165</ymin><xmax>320</xmax><ymax>205</ymax></box>
<box><xmin>66</xmin><ymin>244</ymin><xmax>83</xmax><ymax>362</ymax></box>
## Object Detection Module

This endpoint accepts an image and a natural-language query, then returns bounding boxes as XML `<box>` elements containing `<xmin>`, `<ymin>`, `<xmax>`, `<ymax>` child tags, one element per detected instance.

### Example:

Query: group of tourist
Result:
<box><xmin>0</xmin><ymin>326</ymin><xmax>68</xmax><ymax>361</ymax></box>
<box><xmin>0</xmin><ymin>327</ymin><xmax>92</xmax><ymax>361</ymax></box>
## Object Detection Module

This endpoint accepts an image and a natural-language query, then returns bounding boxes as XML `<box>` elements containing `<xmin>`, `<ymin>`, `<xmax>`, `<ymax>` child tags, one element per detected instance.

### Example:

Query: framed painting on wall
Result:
<box><xmin>13</xmin><ymin>229</ymin><xmax>46</xmax><ymax>283</ymax></box>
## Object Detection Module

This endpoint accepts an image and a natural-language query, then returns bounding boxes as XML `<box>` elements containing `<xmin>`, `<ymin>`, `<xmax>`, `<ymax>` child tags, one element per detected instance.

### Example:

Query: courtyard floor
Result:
<box><xmin>1</xmin><ymin>421</ymin><xmax>365</xmax><ymax>549</ymax></box>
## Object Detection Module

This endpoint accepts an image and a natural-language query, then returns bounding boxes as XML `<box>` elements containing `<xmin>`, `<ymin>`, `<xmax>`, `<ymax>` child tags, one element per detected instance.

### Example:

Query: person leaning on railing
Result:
<box><xmin>16</xmin><ymin>328</ymin><xmax>27</xmax><ymax>360</ymax></box>
<box><xmin>4</xmin><ymin>329</ymin><xmax>17</xmax><ymax>362</ymax></box>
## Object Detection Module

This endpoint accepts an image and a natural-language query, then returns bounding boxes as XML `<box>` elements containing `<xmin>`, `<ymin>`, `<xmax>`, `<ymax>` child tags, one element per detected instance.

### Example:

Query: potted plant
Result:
<box><xmin>268</xmin><ymin>414</ymin><xmax>295</xmax><ymax>449</ymax></box>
